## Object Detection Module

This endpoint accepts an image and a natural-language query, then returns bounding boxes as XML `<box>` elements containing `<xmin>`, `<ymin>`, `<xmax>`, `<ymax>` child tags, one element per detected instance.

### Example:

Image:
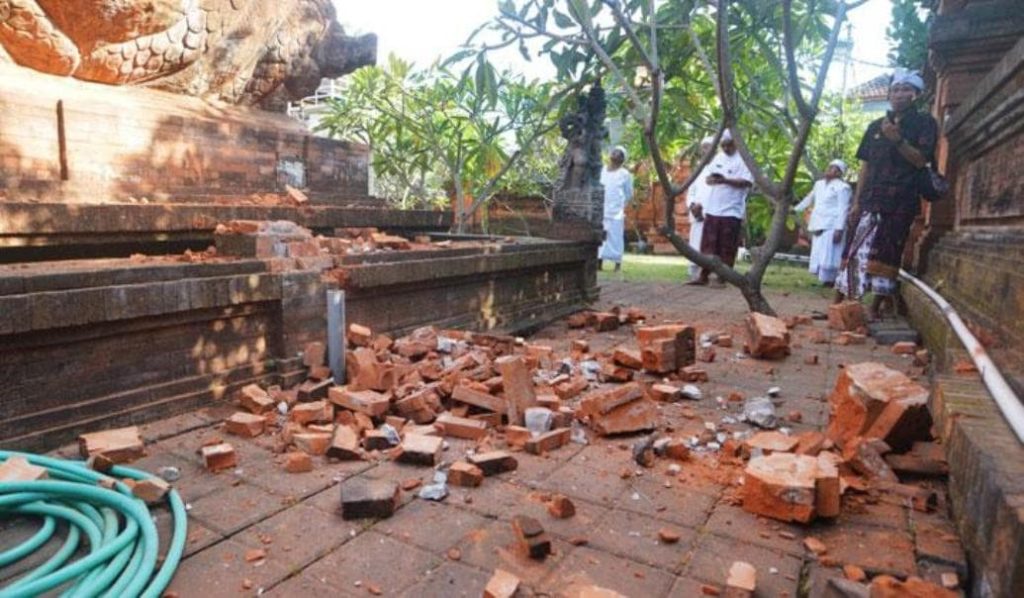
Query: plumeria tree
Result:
<box><xmin>476</xmin><ymin>0</ymin><xmax>867</xmax><ymax>314</ymax></box>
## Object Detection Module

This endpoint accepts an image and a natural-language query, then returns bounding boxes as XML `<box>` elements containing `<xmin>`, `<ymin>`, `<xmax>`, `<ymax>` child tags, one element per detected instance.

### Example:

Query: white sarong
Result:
<box><xmin>808</xmin><ymin>229</ymin><xmax>845</xmax><ymax>284</ymax></box>
<box><xmin>599</xmin><ymin>217</ymin><xmax>625</xmax><ymax>263</ymax></box>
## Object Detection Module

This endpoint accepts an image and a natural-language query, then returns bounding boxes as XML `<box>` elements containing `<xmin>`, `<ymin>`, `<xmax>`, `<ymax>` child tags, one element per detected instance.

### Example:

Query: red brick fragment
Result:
<box><xmin>613</xmin><ymin>348</ymin><xmax>643</xmax><ymax>370</ymax></box>
<box><xmin>512</xmin><ymin>515</ymin><xmax>551</xmax><ymax>559</ymax></box>
<box><xmin>436</xmin><ymin>412</ymin><xmax>489</xmax><ymax>440</ymax></box>
<box><xmin>742</xmin><ymin>453</ymin><xmax>818</xmax><ymax>523</ymax></box>
<box><xmin>828</xmin><ymin>301</ymin><xmax>866</xmax><ymax>332</ymax></box>
<box><xmin>547</xmin><ymin>494</ymin><xmax>576</xmax><ymax>518</ymax></box>
<box><xmin>225</xmin><ymin>412</ymin><xmax>266</xmax><ymax>438</ymax></box>
<box><xmin>745</xmin><ymin>313</ymin><xmax>791</xmax><ymax>359</ymax></box>
<box><xmin>484</xmin><ymin>569</ymin><xmax>520</xmax><ymax>598</ymax></box>
<box><xmin>468</xmin><ymin>451</ymin><xmax>518</xmax><ymax>476</ymax></box>
<box><xmin>448</xmin><ymin>462</ymin><xmax>484</xmax><ymax>487</ymax></box>
<box><xmin>78</xmin><ymin>427</ymin><xmax>145</xmax><ymax>464</ymax></box>
<box><xmin>0</xmin><ymin>456</ymin><xmax>48</xmax><ymax>482</ymax></box>
<box><xmin>201</xmin><ymin>443</ymin><xmax>237</xmax><ymax>472</ymax></box>
<box><xmin>283</xmin><ymin>451</ymin><xmax>313</xmax><ymax>473</ymax></box>
<box><xmin>238</xmin><ymin>384</ymin><xmax>275</xmax><ymax>414</ymax></box>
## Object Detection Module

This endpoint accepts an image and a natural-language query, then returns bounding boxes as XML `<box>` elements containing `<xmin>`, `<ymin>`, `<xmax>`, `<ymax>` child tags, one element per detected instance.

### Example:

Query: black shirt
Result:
<box><xmin>855</xmin><ymin>110</ymin><xmax>938</xmax><ymax>216</ymax></box>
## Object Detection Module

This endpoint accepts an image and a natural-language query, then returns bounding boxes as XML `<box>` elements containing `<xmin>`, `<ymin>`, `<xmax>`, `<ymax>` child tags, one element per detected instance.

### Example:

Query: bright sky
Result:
<box><xmin>335</xmin><ymin>0</ymin><xmax>896</xmax><ymax>93</ymax></box>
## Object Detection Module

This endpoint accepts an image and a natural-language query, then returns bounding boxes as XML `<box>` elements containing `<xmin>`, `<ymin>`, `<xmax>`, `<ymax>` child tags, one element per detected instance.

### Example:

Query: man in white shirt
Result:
<box><xmin>684</xmin><ymin>136</ymin><xmax>715</xmax><ymax>282</ymax></box>
<box><xmin>689</xmin><ymin>129</ymin><xmax>753</xmax><ymax>286</ymax></box>
<box><xmin>598</xmin><ymin>146</ymin><xmax>633</xmax><ymax>272</ymax></box>
<box><xmin>794</xmin><ymin>159</ymin><xmax>852</xmax><ymax>287</ymax></box>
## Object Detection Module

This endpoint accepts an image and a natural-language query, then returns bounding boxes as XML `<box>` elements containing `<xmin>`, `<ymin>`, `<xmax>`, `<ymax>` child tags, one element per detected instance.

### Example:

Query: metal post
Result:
<box><xmin>326</xmin><ymin>290</ymin><xmax>345</xmax><ymax>383</ymax></box>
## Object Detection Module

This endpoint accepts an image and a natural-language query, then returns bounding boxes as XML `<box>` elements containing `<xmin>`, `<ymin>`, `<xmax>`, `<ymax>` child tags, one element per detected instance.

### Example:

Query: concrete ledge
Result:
<box><xmin>903</xmin><ymin>282</ymin><xmax>1024</xmax><ymax>597</ymax></box>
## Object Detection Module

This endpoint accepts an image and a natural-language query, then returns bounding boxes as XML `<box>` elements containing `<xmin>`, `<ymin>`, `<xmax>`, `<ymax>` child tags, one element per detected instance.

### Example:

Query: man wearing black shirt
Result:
<box><xmin>835</xmin><ymin>71</ymin><xmax>938</xmax><ymax>320</ymax></box>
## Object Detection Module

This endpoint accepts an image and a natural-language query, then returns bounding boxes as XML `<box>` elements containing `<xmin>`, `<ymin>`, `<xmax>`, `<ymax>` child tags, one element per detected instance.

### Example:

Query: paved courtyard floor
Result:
<box><xmin>8</xmin><ymin>280</ymin><xmax>967</xmax><ymax>597</ymax></box>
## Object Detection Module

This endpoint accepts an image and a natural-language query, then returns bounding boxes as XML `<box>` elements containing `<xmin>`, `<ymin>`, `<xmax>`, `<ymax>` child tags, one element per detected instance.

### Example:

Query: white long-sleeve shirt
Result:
<box><xmin>795</xmin><ymin>178</ymin><xmax>852</xmax><ymax>232</ymax></box>
<box><xmin>600</xmin><ymin>167</ymin><xmax>634</xmax><ymax>220</ymax></box>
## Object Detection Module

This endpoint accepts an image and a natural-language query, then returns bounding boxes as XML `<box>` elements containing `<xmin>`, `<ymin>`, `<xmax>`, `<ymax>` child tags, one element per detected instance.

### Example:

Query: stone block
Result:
<box><xmin>340</xmin><ymin>478</ymin><xmax>400</xmax><ymax>520</ymax></box>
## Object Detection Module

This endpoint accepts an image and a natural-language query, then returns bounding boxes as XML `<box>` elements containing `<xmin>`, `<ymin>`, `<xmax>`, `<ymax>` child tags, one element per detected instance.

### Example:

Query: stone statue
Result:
<box><xmin>556</xmin><ymin>80</ymin><xmax>607</xmax><ymax>193</ymax></box>
<box><xmin>553</xmin><ymin>81</ymin><xmax>607</xmax><ymax>227</ymax></box>
<box><xmin>0</xmin><ymin>0</ymin><xmax>376</xmax><ymax>110</ymax></box>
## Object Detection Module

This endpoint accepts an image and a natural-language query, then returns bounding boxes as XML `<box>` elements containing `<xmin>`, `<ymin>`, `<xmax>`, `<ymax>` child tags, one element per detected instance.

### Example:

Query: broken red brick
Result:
<box><xmin>224</xmin><ymin>412</ymin><xmax>266</xmax><ymax>438</ymax></box>
<box><xmin>592</xmin><ymin>312</ymin><xmax>620</xmax><ymax>332</ymax></box>
<box><xmin>468</xmin><ymin>451</ymin><xmax>518</xmax><ymax>476</ymax></box>
<box><xmin>600</xmin><ymin>361</ymin><xmax>634</xmax><ymax>383</ymax></box>
<box><xmin>238</xmin><ymin>384</ymin><xmax>275</xmax><ymax>414</ymax></box>
<box><xmin>452</xmin><ymin>383</ymin><xmax>507</xmax><ymax>414</ymax></box>
<box><xmin>680</xmin><ymin>365</ymin><xmax>710</xmax><ymax>382</ymax></box>
<box><xmin>201</xmin><ymin>443</ymin><xmax>238</xmax><ymax>472</ymax></box>
<box><xmin>658</xmin><ymin>528</ymin><xmax>682</xmax><ymax>544</ymax></box>
<box><xmin>448</xmin><ymin>461</ymin><xmax>484</xmax><ymax>487</ymax></box>
<box><xmin>436</xmin><ymin>412</ymin><xmax>489</xmax><ymax>441</ymax></box>
<box><xmin>303</xmin><ymin>341</ymin><xmax>326</xmax><ymax>368</ymax></box>
<box><xmin>328</xmin><ymin>387</ymin><xmax>390</xmax><ymax>417</ymax></box>
<box><xmin>339</xmin><ymin>478</ymin><xmax>399</xmax><ymax>520</ymax></box>
<box><xmin>296</xmin><ymin>378</ymin><xmax>333</xmax><ymax>402</ymax></box>
<box><xmin>566</xmin><ymin>312</ymin><xmax>590</xmax><ymax>328</ymax></box>
<box><xmin>283</xmin><ymin>451</ymin><xmax>313</xmax><ymax>473</ymax></box>
<box><xmin>512</xmin><ymin>515</ymin><xmax>551</xmax><ymax>559</ymax></box>
<box><xmin>78</xmin><ymin>427</ymin><xmax>145</xmax><ymax>464</ymax></box>
<box><xmin>828</xmin><ymin>301</ymin><xmax>866</xmax><ymax>332</ymax></box>
<box><xmin>745</xmin><ymin>313</ymin><xmax>791</xmax><ymax>360</ymax></box>
<box><xmin>0</xmin><ymin>456</ymin><xmax>48</xmax><ymax>482</ymax></box>
<box><xmin>742</xmin><ymin>453</ymin><xmax>818</xmax><ymax>523</ymax></box>
<box><xmin>868</xmin><ymin>575</ymin><xmax>957</xmax><ymax>598</ymax></box>
<box><xmin>664</xmin><ymin>439</ymin><xmax>691</xmax><ymax>461</ymax></box>
<box><xmin>293</xmin><ymin>432</ymin><xmax>332</xmax><ymax>456</ymax></box>
<box><xmin>814</xmin><ymin>453</ymin><xmax>841</xmax><ymax>518</ymax></box>
<box><xmin>547</xmin><ymin>494</ymin><xmax>576</xmax><ymax>518</ymax></box>
<box><xmin>892</xmin><ymin>341</ymin><xmax>917</xmax><ymax>355</ymax></box>
<box><xmin>326</xmin><ymin>425</ymin><xmax>362</xmax><ymax>460</ymax></box>
<box><xmin>649</xmin><ymin>383</ymin><xmax>682</xmax><ymax>402</ymax></box>
<box><xmin>396</xmin><ymin>434</ymin><xmax>443</xmax><ymax>466</ymax></box>
<box><xmin>578</xmin><ymin>382</ymin><xmax>645</xmax><ymax>417</ymax></box>
<box><xmin>637</xmin><ymin>324</ymin><xmax>696</xmax><ymax>371</ymax></box>
<box><xmin>826</xmin><ymin>362</ymin><xmax>931</xmax><ymax>452</ymax></box>
<box><xmin>495</xmin><ymin>355</ymin><xmax>538</xmax><ymax>425</ymax></box>
<box><xmin>613</xmin><ymin>348</ymin><xmax>644</xmax><ymax>370</ymax></box>
<box><xmin>743</xmin><ymin>431</ymin><xmax>799</xmax><ymax>456</ymax></box>
<box><xmin>289</xmin><ymin>400</ymin><xmax>333</xmax><ymax>425</ymax></box>
<box><xmin>794</xmin><ymin>431</ymin><xmax>826</xmax><ymax>456</ymax></box>
<box><xmin>842</xmin><ymin>437</ymin><xmax>898</xmax><ymax>482</ymax></box>
<box><xmin>484</xmin><ymin>569</ymin><xmax>520</xmax><ymax>598</ymax></box>
<box><xmin>571</xmin><ymin>339</ymin><xmax>590</xmax><ymax>354</ymax></box>
<box><xmin>525</xmin><ymin>428</ymin><xmax>571</xmax><ymax>455</ymax></box>
<box><xmin>725</xmin><ymin>561</ymin><xmax>756</xmax><ymax>596</ymax></box>
<box><xmin>130</xmin><ymin>477</ymin><xmax>171</xmax><ymax>504</ymax></box>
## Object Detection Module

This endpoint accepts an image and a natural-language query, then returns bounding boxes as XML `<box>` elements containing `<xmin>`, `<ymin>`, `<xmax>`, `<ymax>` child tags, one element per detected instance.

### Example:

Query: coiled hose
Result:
<box><xmin>0</xmin><ymin>451</ymin><xmax>187</xmax><ymax>598</ymax></box>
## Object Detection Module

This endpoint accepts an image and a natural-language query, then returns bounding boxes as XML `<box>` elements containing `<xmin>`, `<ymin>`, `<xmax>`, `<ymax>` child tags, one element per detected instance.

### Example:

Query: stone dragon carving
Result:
<box><xmin>0</xmin><ymin>0</ymin><xmax>376</xmax><ymax>109</ymax></box>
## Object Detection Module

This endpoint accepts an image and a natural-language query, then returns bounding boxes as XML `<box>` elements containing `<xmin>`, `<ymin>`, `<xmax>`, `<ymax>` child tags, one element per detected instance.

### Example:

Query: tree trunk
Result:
<box><xmin>738</xmin><ymin>274</ymin><xmax>777</xmax><ymax>316</ymax></box>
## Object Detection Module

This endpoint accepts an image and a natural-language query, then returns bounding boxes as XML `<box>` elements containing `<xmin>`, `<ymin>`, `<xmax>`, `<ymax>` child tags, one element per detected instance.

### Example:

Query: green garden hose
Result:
<box><xmin>0</xmin><ymin>451</ymin><xmax>188</xmax><ymax>598</ymax></box>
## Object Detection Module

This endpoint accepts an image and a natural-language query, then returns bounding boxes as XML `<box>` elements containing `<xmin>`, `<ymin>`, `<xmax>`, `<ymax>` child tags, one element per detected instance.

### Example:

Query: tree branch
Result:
<box><xmin>782</xmin><ymin>0</ymin><xmax>813</xmax><ymax>120</ymax></box>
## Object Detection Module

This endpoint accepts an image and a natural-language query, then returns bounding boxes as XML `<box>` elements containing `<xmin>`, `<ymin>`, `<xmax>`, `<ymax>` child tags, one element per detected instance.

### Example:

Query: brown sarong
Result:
<box><xmin>700</xmin><ymin>215</ymin><xmax>743</xmax><ymax>270</ymax></box>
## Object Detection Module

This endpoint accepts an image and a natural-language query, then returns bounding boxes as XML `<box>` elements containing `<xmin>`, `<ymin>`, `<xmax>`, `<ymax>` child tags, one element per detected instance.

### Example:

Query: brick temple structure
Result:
<box><xmin>901</xmin><ymin>1</ymin><xmax>1024</xmax><ymax>595</ymax></box>
<box><xmin>0</xmin><ymin>5</ymin><xmax>598</xmax><ymax>452</ymax></box>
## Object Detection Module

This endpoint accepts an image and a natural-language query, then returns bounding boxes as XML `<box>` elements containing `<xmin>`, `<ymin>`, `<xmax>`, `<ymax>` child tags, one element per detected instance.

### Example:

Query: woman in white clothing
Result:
<box><xmin>794</xmin><ymin>159</ymin><xmax>852</xmax><ymax>287</ymax></box>
<box><xmin>598</xmin><ymin>146</ymin><xmax>633</xmax><ymax>272</ymax></box>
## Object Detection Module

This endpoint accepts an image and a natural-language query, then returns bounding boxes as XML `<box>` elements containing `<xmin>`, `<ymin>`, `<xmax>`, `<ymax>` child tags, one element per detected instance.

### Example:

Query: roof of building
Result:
<box><xmin>849</xmin><ymin>73</ymin><xmax>891</xmax><ymax>102</ymax></box>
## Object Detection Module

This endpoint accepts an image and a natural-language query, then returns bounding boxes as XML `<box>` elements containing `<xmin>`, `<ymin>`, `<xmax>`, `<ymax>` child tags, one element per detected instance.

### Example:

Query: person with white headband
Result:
<box><xmin>794</xmin><ymin>159</ymin><xmax>852</xmax><ymax>287</ymax></box>
<box><xmin>835</xmin><ymin>69</ymin><xmax>938</xmax><ymax>321</ymax></box>
<box><xmin>597</xmin><ymin>145</ymin><xmax>633</xmax><ymax>272</ymax></box>
<box><xmin>688</xmin><ymin>128</ymin><xmax>754</xmax><ymax>286</ymax></box>
<box><xmin>682</xmin><ymin>136</ymin><xmax>716</xmax><ymax>282</ymax></box>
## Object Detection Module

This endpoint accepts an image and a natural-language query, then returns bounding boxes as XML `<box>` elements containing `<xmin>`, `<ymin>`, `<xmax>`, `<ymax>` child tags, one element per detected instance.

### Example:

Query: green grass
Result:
<box><xmin>597</xmin><ymin>253</ymin><xmax>826</xmax><ymax>294</ymax></box>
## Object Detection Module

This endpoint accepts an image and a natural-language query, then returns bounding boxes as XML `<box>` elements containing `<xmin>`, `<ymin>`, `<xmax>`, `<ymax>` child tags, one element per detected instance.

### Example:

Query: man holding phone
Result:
<box><xmin>688</xmin><ymin>129</ymin><xmax>753</xmax><ymax>286</ymax></box>
<box><xmin>835</xmin><ymin>70</ymin><xmax>937</xmax><ymax>320</ymax></box>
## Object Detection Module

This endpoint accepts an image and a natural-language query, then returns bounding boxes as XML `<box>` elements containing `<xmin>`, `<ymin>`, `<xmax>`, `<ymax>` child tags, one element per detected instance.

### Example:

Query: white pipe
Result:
<box><xmin>899</xmin><ymin>269</ymin><xmax>1024</xmax><ymax>444</ymax></box>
